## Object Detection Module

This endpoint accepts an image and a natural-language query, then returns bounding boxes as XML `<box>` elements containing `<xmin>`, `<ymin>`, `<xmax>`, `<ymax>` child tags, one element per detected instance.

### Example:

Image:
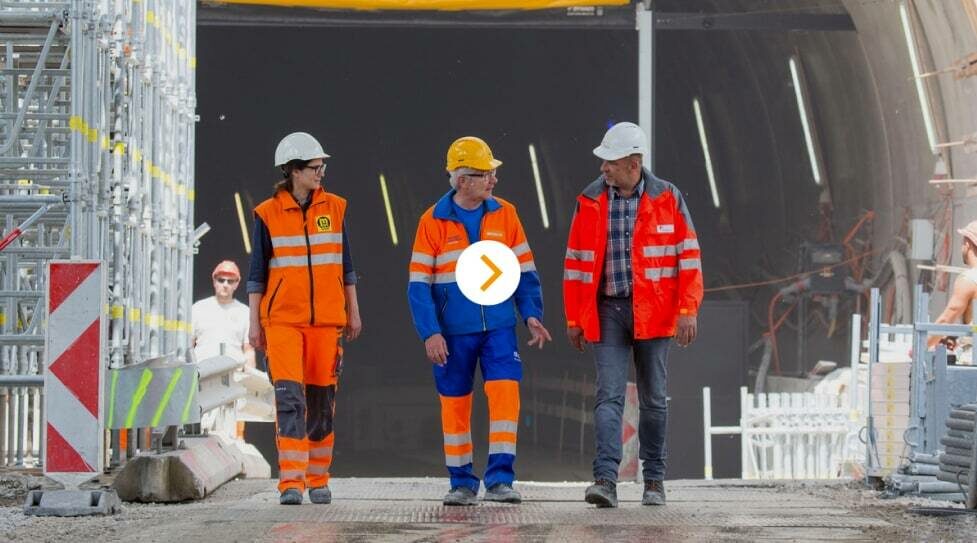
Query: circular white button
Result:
<box><xmin>455</xmin><ymin>240</ymin><xmax>521</xmax><ymax>306</ymax></box>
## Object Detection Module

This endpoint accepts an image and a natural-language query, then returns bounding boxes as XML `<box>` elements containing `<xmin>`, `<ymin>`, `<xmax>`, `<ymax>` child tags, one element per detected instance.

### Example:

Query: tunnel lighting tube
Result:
<box><xmin>233</xmin><ymin>192</ymin><xmax>251</xmax><ymax>254</ymax></box>
<box><xmin>379</xmin><ymin>173</ymin><xmax>398</xmax><ymax>246</ymax></box>
<box><xmin>900</xmin><ymin>1</ymin><xmax>938</xmax><ymax>154</ymax></box>
<box><xmin>692</xmin><ymin>98</ymin><xmax>721</xmax><ymax>209</ymax></box>
<box><xmin>527</xmin><ymin>144</ymin><xmax>550</xmax><ymax>229</ymax></box>
<box><xmin>789</xmin><ymin>57</ymin><xmax>822</xmax><ymax>186</ymax></box>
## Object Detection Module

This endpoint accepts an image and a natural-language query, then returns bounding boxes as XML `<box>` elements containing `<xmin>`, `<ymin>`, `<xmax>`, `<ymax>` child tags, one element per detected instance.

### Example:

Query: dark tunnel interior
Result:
<box><xmin>193</xmin><ymin>0</ymin><xmax>934</xmax><ymax>480</ymax></box>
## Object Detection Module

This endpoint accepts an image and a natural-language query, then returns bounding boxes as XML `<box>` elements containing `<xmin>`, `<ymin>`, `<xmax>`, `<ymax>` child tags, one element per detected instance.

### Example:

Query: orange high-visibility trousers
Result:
<box><xmin>265</xmin><ymin>324</ymin><xmax>342</xmax><ymax>493</ymax></box>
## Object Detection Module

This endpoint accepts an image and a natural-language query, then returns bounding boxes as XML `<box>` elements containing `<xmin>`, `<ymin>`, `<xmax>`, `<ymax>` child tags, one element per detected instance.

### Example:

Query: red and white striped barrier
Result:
<box><xmin>44</xmin><ymin>261</ymin><xmax>105</xmax><ymax>487</ymax></box>
<box><xmin>618</xmin><ymin>382</ymin><xmax>640</xmax><ymax>482</ymax></box>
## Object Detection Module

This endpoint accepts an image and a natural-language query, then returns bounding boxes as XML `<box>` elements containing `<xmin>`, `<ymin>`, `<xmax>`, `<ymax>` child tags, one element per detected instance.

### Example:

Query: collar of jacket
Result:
<box><xmin>275</xmin><ymin>186</ymin><xmax>328</xmax><ymax>210</ymax></box>
<box><xmin>580</xmin><ymin>168</ymin><xmax>668</xmax><ymax>201</ymax></box>
<box><xmin>432</xmin><ymin>189</ymin><xmax>502</xmax><ymax>221</ymax></box>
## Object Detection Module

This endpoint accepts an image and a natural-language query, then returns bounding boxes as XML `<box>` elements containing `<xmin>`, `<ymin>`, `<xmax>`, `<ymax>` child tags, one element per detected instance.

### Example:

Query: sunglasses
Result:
<box><xmin>215</xmin><ymin>277</ymin><xmax>239</xmax><ymax>284</ymax></box>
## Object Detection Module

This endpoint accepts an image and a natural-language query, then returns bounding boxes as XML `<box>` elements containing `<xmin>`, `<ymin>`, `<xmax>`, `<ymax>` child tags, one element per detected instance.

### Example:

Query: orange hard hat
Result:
<box><xmin>212</xmin><ymin>260</ymin><xmax>240</xmax><ymax>279</ymax></box>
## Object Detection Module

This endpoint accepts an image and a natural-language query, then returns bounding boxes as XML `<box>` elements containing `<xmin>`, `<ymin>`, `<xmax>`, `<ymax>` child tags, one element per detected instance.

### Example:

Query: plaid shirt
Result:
<box><xmin>601</xmin><ymin>178</ymin><xmax>645</xmax><ymax>297</ymax></box>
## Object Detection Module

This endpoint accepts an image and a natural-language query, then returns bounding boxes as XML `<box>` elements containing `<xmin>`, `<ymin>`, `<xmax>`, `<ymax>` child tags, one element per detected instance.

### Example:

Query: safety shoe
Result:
<box><xmin>279</xmin><ymin>488</ymin><xmax>303</xmax><ymax>505</ymax></box>
<box><xmin>642</xmin><ymin>480</ymin><xmax>666</xmax><ymax>506</ymax></box>
<box><xmin>484</xmin><ymin>483</ymin><xmax>522</xmax><ymax>504</ymax></box>
<box><xmin>309</xmin><ymin>486</ymin><xmax>332</xmax><ymax>504</ymax></box>
<box><xmin>443</xmin><ymin>486</ymin><xmax>478</xmax><ymax>506</ymax></box>
<box><xmin>584</xmin><ymin>479</ymin><xmax>618</xmax><ymax>508</ymax></box>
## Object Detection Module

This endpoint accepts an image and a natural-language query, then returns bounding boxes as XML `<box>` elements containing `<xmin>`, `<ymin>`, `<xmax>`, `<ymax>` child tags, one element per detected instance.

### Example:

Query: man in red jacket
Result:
<box><xmin>563</xmin><ymin>122</ymin><xmax>703</xmax><ymax>508</ymax></box>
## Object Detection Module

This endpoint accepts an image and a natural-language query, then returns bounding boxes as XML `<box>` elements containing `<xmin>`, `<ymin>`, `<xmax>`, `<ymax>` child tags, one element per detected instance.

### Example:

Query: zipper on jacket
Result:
<box><xmin>266</xmin><ymin>277</ymin><xmax>284</xmax><ymax>319</ymax></box>
<box><xmin>302</xmin><ymin>207</ymin><xmax>315</xmax><ymax>325</ymax></box>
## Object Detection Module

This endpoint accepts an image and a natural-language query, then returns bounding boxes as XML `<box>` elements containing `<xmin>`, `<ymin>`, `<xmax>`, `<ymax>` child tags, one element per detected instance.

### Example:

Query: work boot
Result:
<box><xmin>279</xmin><ymin>488</ymin><xmax>303</xmax><ymax>505</ymax></box>
<box><xmin>443</xmin><ymin>486</ymin><xmax>478</xmax><ymax>506</ymax></box>
<box><xmin>484</xmin><ymin>483</ymin><xmax>522</xmax><ymax>504</ymax></box>
<box><xmin>584</xmin><ymin>479</ymin><xmax>618</xmax><ymax>508</ymax></box>
<box><xmin>309</xmin><ymin>486</ymin><xmax>332</xmax><ymax>504</ymax></box>
<box><xmin>642</xmin><ymin>480</ymin><xmax>666</xmax><ymax>506</ymax></box>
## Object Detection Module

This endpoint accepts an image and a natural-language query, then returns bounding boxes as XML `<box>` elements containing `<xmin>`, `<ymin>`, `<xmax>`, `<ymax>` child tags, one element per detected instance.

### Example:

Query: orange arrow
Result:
<box><xmin>480</xmin><ymin>254</ymin><xmax>502</xmax><ymax>291</ymax></box>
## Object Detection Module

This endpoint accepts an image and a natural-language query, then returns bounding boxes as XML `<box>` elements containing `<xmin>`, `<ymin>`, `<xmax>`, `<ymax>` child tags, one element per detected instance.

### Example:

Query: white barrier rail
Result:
<box><xmin>704</xmin><ymin>386</ymin><xmax>853</xmax><ymax>479</ymax></box>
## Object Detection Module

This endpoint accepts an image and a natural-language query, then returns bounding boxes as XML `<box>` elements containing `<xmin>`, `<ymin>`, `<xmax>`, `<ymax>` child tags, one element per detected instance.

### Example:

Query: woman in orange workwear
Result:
<box><xmin>246</xmin><ymin>132</ymin><xmax>362</xmax><ymax>505</ymax></box>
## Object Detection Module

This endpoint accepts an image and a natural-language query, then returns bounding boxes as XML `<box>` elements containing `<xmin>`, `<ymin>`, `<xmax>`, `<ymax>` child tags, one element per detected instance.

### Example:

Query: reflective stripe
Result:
<box><xmin>271</xmin><ymin>233</ymin><xmax>342</xmax><ymax>248</ymax></box>
<box><xmin>433</xmin><ymin>272</ymin><xmax>456</xmax><ymax>284</ymax></box>
<box><xmin>644</xmin><ymin>267</ymin><xmax>678</xmax><ymax>281</ymax></box>
<box><xmin>435</xmin><ymin>250</ymin><xmax>463</xmax><ymax>266</ymax></box>
<box><xmin>512</xmin><ymin>242</ymin><xmax>531</xmax><ymax>256</ymax></box>
<box><xmin>520</xmin><ymin>262</ymin><xmax>536</xmax><ymax>272</ymax></box>
<box><xmin>564</xmin><ymin>269</ymin><xmax>593</xmax><ymax>283</ymax></box>
<box><xmin>278</xmin><ymin>450</ymin><xmax>308</xmax><ymax>462</ymax></box>
<box><xmin>411</xmin><ymin>252</ymin><xmax>435</xmax><ymax>266</ymax></box>
<box><xmin>269</xmin><ymin>253</ymin><xmax>342</xmax><ymax>268</ymax></box>
<box><xmin>309</xmin><ymin>446</ymin><xmax>333</xmax><ymax>457</ymax></box>
<box><xmin>309</xmin><ymin>233</ymin><xmax>343</xmax><ymax>244</ymax></box>
<box><xmin>443</xmin><ymin>432</ymin><xmax>472</xmax><ymax>446</ymax></box>
<box><xmin>566</xmin><ymin>248</ymin><xmax>595</xmax><ymax>262</ymax></box>
<box><xmin>643</xmin><ymin>245</ymin><xmax>677</xmax><ymax>258</ymax></box>
<box><xmin>679</xmin><ymin>258</ymin><xmax>701</xmax><ymax>270</ymax></box>
<box><xmin>279</xmin><ymin>469</ymin><xmax>305</xmax><ymax>481</ymax></box>
<box><xmin>409</xmin><ymin>271</ymin><xmax>433</xmax><ymax>284</ymax></box>
<box><xmin>680</xmin><ymin>239</ymin><xmax>700</xmax><ymax>251</ymax></box>
<box><xmin>307</xmin><ymin>464</ymin><xmax>330</xmax><ymax>475</ymax></box>
<box><xmin>488</xmin><ymin>442</ymin><xmax>517</xmax><ymax>455</ymax></box>
<box><xmin>489</xmin><ymin>420</ymin><xmax>518</xmax><ymax>434</ymax></box>
<box><xmin>445</xmin><ymin>453</ymin><xmax>473</xmax><ymax>467</ymax></box>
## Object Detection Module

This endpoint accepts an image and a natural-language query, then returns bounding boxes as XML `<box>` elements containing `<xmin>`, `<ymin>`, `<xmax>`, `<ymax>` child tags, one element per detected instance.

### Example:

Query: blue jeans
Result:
<box><xmin>592</xmin><ymin>297</ymin><xmax>670</xmax><ymax>483</ymax></box>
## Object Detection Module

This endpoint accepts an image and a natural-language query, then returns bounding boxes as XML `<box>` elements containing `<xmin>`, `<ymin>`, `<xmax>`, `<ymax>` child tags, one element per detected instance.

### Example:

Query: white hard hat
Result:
<box><xmin>274</xmin><ymin>132</ymin><xmax>330</xmax><ymax>167</ymax></box>
<box><xmin>593</xmin><ymin>122</ymin><xmax>649</xmax><ymax>161</ymax></box>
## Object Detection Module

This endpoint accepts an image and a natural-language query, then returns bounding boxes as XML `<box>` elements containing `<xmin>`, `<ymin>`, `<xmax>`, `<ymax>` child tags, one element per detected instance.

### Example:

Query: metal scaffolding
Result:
<box><xmin>0</xmin><ymin>0</ymin><xmax>196</xmax><ymax>467</ymax></box>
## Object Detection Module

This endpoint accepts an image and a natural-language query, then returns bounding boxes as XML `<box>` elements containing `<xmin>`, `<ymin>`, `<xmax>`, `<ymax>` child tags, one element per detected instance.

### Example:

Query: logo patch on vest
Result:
<box><xmin>486</xmin><ymin>231</ymin><xmax>504</xmax><ymax>239</ymax></box>
<box><xmin>447</xmin><ymin>235</ymin><xmax>462</xmax><ymax>245</ymax></box>
<box><xmin>315</xmin><ymin>215</ymin><xmax>332</xmax><ymax>232</ymax></box>
<box><xmin>656</xmin><ymin>224</ymin><xmax>675</xmax><ymax>234</ymax></box>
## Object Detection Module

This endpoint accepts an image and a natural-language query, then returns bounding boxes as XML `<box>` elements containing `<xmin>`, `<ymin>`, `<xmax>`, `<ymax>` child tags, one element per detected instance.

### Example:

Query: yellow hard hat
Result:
<box><xmin>445</xmin><ymin>136</ymin><xmax>503</xmax><ymax>172</ymax></box>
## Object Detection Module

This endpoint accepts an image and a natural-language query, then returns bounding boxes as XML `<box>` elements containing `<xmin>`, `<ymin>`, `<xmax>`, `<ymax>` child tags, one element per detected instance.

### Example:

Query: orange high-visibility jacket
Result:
<box><xmin>254</xmin><ymin>188</ymin><xmax>347</xmax><ymax>327</ymax></box>
<box><xmin>563</xmin><ymin>173</ymin><xmax>703</xmax><ymax>342</ymax></box>
<box><xmin>408</xmin><ymin>192</ymin><xmax>542</xmax><ymax>339</ymax></box>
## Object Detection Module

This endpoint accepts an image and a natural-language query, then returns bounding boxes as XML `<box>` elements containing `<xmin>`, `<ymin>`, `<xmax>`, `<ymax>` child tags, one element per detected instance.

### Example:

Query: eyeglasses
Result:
<box><xmin>464</xmin><ymin>171</ymin><xmax>495</xmax><ymax>179</ymax></box>
<box><xmin>305</xmin><ymin>163</ymin><xmax>326</xmax><ymax>175</ymax></box>
<box><xmin>215</xmin><ymin>277</ymin><xmax>238</xmax><ymax>284</ymax></box>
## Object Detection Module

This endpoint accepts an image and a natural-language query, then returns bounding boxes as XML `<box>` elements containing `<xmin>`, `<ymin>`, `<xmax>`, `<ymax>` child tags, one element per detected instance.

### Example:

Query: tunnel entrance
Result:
<box><xmin>195</xmin><ymin>1</ymin><xmax>859</xmax><ymax>480</ymax></box>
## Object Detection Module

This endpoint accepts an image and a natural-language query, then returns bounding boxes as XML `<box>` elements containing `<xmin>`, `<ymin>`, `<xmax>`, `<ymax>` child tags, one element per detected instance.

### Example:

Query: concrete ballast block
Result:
<box><xmin>113</xmin><ymin>435</ymin><xmax>243</xmax><ymax>502</ymax></box>
<box><xmin>24</xmin><ymin>489</ymin><xmax>122</xmax><ymax>516</ymax></box>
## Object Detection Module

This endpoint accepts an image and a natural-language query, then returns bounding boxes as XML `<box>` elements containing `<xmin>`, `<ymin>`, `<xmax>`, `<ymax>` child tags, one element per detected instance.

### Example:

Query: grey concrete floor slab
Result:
<box><xmin>2</xmin><ymin>477</ymin><xmax>973</xmax><ymax>542</ymax></box>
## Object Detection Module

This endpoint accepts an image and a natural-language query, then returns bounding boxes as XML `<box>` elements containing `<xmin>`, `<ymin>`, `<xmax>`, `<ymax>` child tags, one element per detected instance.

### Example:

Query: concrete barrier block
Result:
<box><xmin>112</xmin><ymin>435</ymin><xmax>242</xmax><ymax>502</ymax></box>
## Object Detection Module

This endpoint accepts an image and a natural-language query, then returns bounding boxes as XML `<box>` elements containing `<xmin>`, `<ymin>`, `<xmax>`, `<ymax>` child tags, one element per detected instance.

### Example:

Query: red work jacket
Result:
<box><xmin>563</xmin><ymin>174</ymin><xmax>703</xmax><ymax>342</ymax></box>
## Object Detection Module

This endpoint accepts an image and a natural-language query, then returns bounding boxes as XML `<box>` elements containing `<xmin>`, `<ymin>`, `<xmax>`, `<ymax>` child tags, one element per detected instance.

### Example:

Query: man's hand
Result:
<box><xmin>526</xmin><ymin>317</ymin><xmax>552</xmax><ymax>349</ymax></box>
<box><xmin>425</xmin><ymin>333</ymin><xmax>449</xmax><ymax>366</ymax></box>
<box><xmin>249</xmin><ymin>322</ymin><xmax>266</xmax><ymax>352</ymax></box>
<box><xmin>345</xmin><ymin>309</ymin><xmax>362</xmax><ymax>341</ymax></box>
<box><xmin>676</xmin><ymin>315</ymin><xmax>697</xmax><ymax>347</ymax></box>
<box><xmin>567</xmin><ymin>326</ymin><xmax>585</xmax><ymax>352</ymax></box>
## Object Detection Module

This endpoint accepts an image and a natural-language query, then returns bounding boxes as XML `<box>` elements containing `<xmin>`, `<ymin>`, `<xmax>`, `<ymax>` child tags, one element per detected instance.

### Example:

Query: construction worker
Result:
<box><xmin>192</xmin><ymin>260</ymin><xmax>254</xmax><ymax>368</ymax></box>
<box><xmin>192</xmin><ymin>260</ymin><xmax>255</xmax><ymax>439</ymax></box>
<box><xmin>408</xmin><ymin>136</ymin><xmax>552</xmax><ymax>506</ymax></box>
<box><xmin>563</xmin><ymin>122</ymin><xmax>703</xmax><ymax>508</ymax></box>
<box><xmin>928</xmin><ymin>220</ymin><xmax>977</xmax><ymax>350</ymax></box>
<box><xmin>247</xmin><ymin>132</ymin><xmax>362</xmax><ymax>506</ymax></box>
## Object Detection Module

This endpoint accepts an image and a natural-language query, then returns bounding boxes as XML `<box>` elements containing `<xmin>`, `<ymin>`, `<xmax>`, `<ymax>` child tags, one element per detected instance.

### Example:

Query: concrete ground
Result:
<box><xmin>1</xmin><ymin>477</ymin><xmax>976</xmax><ymax>542</ymax></box>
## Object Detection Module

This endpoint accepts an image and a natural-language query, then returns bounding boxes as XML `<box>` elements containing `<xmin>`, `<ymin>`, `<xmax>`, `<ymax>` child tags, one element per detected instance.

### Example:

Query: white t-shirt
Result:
<box><xmin>191</xmin><ymin>296</ymin><xmax>250</xmax><ymax>363</ymax></box>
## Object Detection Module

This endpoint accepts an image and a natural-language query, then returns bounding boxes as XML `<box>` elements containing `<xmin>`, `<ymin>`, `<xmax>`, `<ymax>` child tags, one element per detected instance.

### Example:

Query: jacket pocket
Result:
<box><xmin>266</xmin><ymin>278</ymin><xmax>284</xmax><ymax>319</ymax></box>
